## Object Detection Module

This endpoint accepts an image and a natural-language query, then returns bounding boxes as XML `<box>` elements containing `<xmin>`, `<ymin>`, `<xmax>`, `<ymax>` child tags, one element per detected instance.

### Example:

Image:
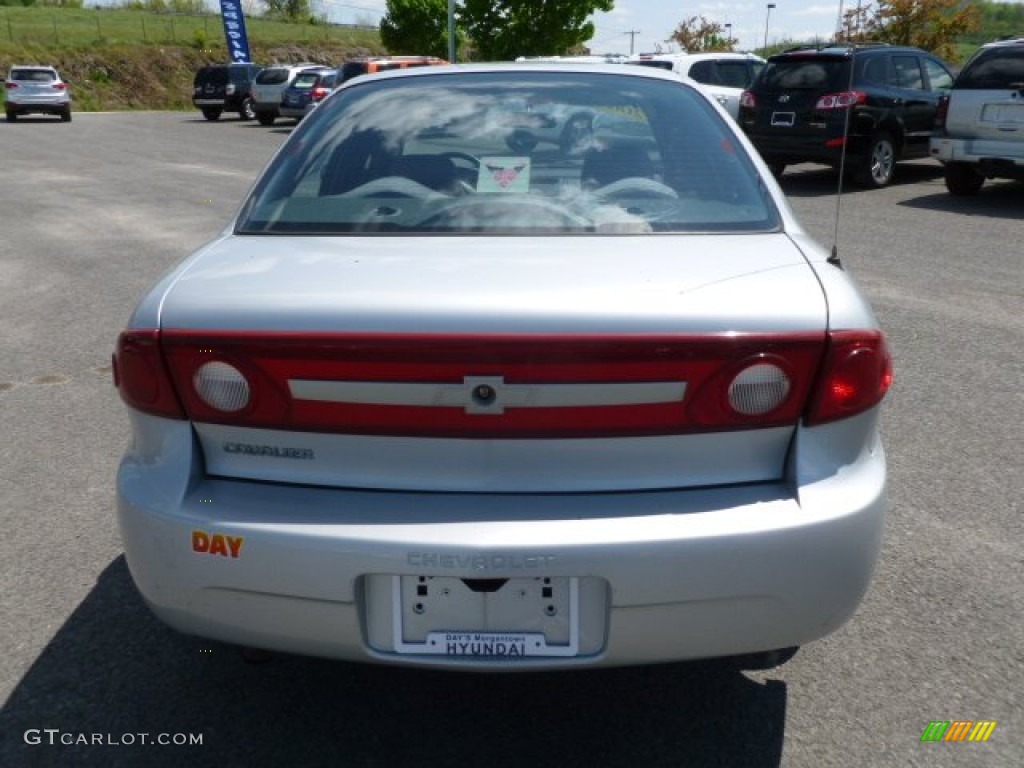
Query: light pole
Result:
<box><xmin>764</xmin><ymin>3</ymin><xmax>776</xmax><ymax>53</ymax></box>
<box><xmin>448</xmin><ymin>0</ymin><xmax>456</xmax><ymax>62</ymax></box>
<box><xmin>724</xmin><ymin>23</ymin><xmax>732</xmax><ymax>50</ymax></box>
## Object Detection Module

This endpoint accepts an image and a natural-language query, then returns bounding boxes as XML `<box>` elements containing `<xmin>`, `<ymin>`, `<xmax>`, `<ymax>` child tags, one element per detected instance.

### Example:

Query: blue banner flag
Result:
<box><xmin>218</xmin><ymin>0</ymin><xmax>253</xmax><ymax>63</ymax></box>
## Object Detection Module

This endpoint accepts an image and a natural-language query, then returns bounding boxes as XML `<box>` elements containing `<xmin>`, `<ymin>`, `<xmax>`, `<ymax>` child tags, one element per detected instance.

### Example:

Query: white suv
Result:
<box><xmin>628</xmin><ymin>52</ymin><xmax>764</xmax><ymax>119</ymax></box>
<box><xmin>930</xmin><ymin>38</ymin><xmax>1024</xmax><ymax>195</ymax></box>
<box><xmin>4</xmin><ymin>65</ymin><xmax>71</xmax><ymax>122</ymax></box>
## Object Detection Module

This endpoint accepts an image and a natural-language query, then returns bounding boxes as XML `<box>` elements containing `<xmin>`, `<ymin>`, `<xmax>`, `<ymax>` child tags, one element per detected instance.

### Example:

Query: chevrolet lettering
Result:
<box><xmin>406</xmin><ymin>553</ymin><xmax>557</xmax><ymax>570</ymax></box>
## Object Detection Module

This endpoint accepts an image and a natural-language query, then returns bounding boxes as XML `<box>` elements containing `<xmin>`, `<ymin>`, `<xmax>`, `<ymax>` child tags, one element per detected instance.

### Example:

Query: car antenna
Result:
<box><xmin>827</xmin><ymin>40</ymin><xmax>858</xmax><ymax>270</ymax></box>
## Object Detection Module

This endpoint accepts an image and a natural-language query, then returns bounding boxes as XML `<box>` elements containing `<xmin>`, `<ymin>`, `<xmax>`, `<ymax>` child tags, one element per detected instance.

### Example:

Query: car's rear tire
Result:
<box><xmin>201</xmin><ymin>108</ymin><xmax>222</xmax><ymax>121</ymax></box>
<box><xmin>5</xmin><ymin>110</ymin><xmax>16</xmax><ymax>122</ymax></box>
<box><xmin>60</xmin><ymin>108</ymin><xmax>71</xmax><ymax>123</ymax></box>
<box><xmin>719</xmin><ymin>646</ymin><xmax>800</xmax><ymax>671</ymax></box>
<box><xmin>944</xmin><ymin>162</ymin><xmax>985</xmax><ymax>196</ymax></box>
<box><xmin>239</xmin><ymin>97</ymin><xmax>255</xmax><ymax>121</ymax></box>
<box><xmin>256</xmin><ymin>112</ymin><xmax>275</xmax><ymax>126</ymax></box>
<box><xmin>855</xmin><ymin>131</ymin><xmax>896</xmax><ymax>187</ymax></box>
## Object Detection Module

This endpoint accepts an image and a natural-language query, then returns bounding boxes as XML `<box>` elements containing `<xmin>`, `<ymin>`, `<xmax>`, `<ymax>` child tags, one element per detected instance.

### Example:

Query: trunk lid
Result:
<box><xmin>158</xmin><ymin>233</ymin><xmax>827</xmax><ymax>492</ymax></box>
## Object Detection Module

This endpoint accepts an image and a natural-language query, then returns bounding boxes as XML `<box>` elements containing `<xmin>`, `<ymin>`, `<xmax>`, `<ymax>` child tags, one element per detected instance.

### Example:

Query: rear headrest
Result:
<box><xmin>581</xmin><ymin>145</ymin><xmax>655</xmax><ymax>187</ymax></box>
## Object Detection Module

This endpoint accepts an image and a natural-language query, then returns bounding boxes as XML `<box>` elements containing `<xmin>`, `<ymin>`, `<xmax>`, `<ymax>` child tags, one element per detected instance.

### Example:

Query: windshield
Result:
<box><xmin>238</xmin><ymin>71</ymin><xmax>779</xmax><ymax>235</ymax></box>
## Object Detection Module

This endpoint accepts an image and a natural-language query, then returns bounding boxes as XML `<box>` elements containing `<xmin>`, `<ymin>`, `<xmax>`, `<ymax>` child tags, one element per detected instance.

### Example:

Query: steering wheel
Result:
<box><xmin>438</xmin><ymin>151</ymin><xmax>481</xmax><ymax>168</ymax></box>
<box><xmin>415</xmin><ymin>195</ymin><xmax>591</xmax><ymax>229</ymax></box>
<box><xmin>593</xmin><ymin>177</ymin><xmax>679</xmax><ymax>200</ymax></box>
<box><xmin>339</xmin><ymin>176</ymin><xmax>446</xmax><ymax>199</ymax></box>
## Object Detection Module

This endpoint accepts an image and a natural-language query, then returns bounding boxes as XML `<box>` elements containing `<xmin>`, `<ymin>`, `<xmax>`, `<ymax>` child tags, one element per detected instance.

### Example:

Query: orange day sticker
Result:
<box><xmin>191</xmin><ymin>529</ymin><xmax>244</xmax><ymax>558</ymax></box>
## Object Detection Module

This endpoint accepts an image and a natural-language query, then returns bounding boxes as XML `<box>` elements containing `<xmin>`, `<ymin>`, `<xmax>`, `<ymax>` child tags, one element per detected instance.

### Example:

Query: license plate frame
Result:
<box><xmin>771</xmin><ymin>111</ymin><xmax>796</xmax><ymax>127</ymax></box>
<box><xmin>391</xmin><ymin>575</ymin><xmax>581</xmax><ymax>658</ymax></box>
<box><xmin>982</xmin><ymin>103</ymin><xmax>1024</xmax><ymax>124</ymax></box>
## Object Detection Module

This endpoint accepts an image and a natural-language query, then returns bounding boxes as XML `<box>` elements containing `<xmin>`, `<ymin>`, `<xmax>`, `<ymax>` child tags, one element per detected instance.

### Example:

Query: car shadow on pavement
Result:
<box><xmin>777</xmin><ymin>161</ymin><xmax>943</xmax><ymax>198</ymax></box>
<box><xmin>899</xmin><ymin>180</ymin><xmax>1024</xmax><ymax>219</ymax></box>
<box><xmin>1</xmin><ymin>557</ymin><xmax>787</xmax><ymax>768</ymax></box>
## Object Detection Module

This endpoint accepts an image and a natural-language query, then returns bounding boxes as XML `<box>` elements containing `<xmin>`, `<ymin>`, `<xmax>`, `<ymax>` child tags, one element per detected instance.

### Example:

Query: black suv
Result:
<box><xmin>192</xmin><ymin>63</ymin><xmax>262</xmax><ymax>121</ymax></box>
<box><xmin>739</xmin><ymin>43</ymin><xmax>954</xmax><ymax>186</ymax></box>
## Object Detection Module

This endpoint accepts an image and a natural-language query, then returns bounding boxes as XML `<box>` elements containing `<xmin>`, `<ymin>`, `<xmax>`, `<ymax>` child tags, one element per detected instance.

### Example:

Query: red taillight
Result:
<box><xmin>311</xmin><ymin>86</ymin><xmax>329</xmax><ymax>101</ymax></box>
<box><xmin>159</xmin><ymin>331</ymin><xmax>829</xmax><ymax>438</ymax></box>
<box><xmin>814</xmin><ymin>91</ymin><xmax>866</xmax><ymax>110</ymax></box>
<box><xmin>5</xmin><ymin>82</ymin><xmax>16</xmax><ymax>89</ymax></box>
<box><xmin>53</xmin><ymin>83</ymin><xmax>67</xmax><ymax>90</ymax></box>
<box><xmin>740</xmin><ymin>90</ymin><xmax>756</xmax><ymax>109</ymax></box>
<box><xmin>806</xmin><ymin>331</ymin><xmax>892</xmax><ymax>425</ymax></box>
<box><xmin>934</xmin><ymin>93</ymin><xmax>949</xmax><ymax>130</ymax></box>
<box><xmin>114</xmin><ymin>331</ymin><xmax>186</xmax><ymax>419</ymax></box>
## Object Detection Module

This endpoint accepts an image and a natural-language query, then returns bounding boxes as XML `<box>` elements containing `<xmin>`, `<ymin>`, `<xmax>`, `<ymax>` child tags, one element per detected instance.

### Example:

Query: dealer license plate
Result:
<box><xmin>771</xmin><ymin>111</ymin><xmax>795</xmax><ymax>127</ymax></box>
<box><xmin>391</xmin><ymin>575</ymin><xmax>580</xmax><ymax>658</ymax></box>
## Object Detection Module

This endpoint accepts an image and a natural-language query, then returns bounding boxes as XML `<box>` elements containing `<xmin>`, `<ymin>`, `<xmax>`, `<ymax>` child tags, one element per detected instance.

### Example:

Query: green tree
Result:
<box><xmin>459</xmin><ymin>0</ymin><xmax>615</xmax><ymax>61</ymax></box>
<box><xmin>262</xmin><ymin>0</ymin><xmax>311</xmax><ymax>22</ymax></box>
<box><xmin>668</xmin><ymin>15</ymin><xmax>734</xmax><ymax>53</ymax></box>
<box><xmin>840</xmin><ymin>0</ymin><xmax>979</xmax><ymax>60</ymax></box>
<box><xmin>381</xmin><ymin>0</ymin><xmax>454</xmax><ymax>59</ymax></box>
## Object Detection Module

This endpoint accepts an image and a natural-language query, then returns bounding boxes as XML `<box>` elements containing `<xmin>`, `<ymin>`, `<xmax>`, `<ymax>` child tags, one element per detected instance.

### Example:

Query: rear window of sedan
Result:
<box><xmin>290</xmin><ymin>71</ymin><xmax>325</xmax><ymax>89</ymax></box>
<box><xmin>238</xmin><ymin>70</ymin><xmax>779</xmax><ymax>235</ymax></box>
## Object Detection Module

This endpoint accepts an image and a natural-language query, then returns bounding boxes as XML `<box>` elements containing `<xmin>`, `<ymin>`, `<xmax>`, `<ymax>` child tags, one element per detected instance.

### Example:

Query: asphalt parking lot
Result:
<box><xmin>0</xmin><ymin>112</ymin><xmax>1021</xmax><ymax>768</ymax></box>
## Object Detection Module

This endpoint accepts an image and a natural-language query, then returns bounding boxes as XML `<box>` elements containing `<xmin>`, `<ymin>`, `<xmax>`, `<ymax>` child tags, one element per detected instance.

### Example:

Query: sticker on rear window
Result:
<box><xmin>478</xmin><ymin>157</ymin><xmax>531</xmax><ymax>193</ymax></box>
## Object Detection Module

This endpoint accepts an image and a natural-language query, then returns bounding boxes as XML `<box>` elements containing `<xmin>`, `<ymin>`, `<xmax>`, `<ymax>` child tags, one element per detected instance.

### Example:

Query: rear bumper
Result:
<box><xmin>117</xmin><ymin>412</ymin><xmax>887</xmax><ymax>670</ymax></box>
<box><xmin>930</xmin><ymin>137</ymin><xmax>1024</xmax><ymax>179</ymax></box>
<box><xmin>745</xmin><ymin>131</ymin><xmax>869</xmax><ymax>166</ymax></box>
<box><xmin>6</xmin><ymin>99</ymin><xmax>69</xmax><ymax>115</ymax></box>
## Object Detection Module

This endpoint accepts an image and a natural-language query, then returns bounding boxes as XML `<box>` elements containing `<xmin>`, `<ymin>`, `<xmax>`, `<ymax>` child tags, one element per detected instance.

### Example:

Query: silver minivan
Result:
<box><xmin>931</xmin><ymin>38</ymin><xmax>1024</xmax><ymax>195</ymax></box>
<box><xmin>251</xmin><ymin>63</ymin><xmax>321</xmax><ymax>126</ymax></box>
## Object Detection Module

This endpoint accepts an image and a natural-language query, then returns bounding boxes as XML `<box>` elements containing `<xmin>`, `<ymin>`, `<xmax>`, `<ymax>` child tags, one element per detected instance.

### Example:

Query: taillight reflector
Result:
<box><xmin>114</xmin><ymin>331</ymin><xmax>186</xmax><ymax>419</ymax></box>
<box><xmin>739</xmin><ymin>90</ymin><xmax>755</xmax><ymax>109</ymax></box>
<box><xmin>193</xmin><ymin>361</ymin><xmax>251</xmax><ymax>412</ymax></box>
<box><xmin>934</xmin><ymin>93</ymin><xmax>949</xmax><ymax>130</ymax></box>
<box><xmin>806</xmin><ymin>331</ymin><xmax>892</xmax><ymax>425</ymax></box>
<box><xmin>815</xmin><ymin>91</ymin><xmax>866</xmax><ymax>110</ymax></box>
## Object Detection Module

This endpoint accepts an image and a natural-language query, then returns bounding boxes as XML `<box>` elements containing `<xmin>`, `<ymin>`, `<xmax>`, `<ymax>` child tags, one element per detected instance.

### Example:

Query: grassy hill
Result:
<box><xmin>0</xmin><ymin>6</ymin><xmax>384</xmax><ymax>111</ymax></box>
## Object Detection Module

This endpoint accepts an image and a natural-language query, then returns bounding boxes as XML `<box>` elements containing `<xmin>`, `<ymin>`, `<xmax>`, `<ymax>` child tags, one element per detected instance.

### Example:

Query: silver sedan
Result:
<box><xmin>114</xmin><ymin>63</ymin><xmax>892</xmax><ymax>670</ymax></box>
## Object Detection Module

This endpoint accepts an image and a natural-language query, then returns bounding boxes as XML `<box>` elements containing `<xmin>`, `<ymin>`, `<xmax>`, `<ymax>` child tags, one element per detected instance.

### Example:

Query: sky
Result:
<box><xmin>228</xmin><ymin>1</ymin><xmax>1024</xmax><ymax>56</ymax></box>
<box><xmin>316</xmin><ymin>1</ymin><xmax>847</xmax><ymax>52</ymax></box>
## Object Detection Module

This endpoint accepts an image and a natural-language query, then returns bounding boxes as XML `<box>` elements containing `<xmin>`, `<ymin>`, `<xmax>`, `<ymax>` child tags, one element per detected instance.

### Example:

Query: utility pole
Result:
<box><xmin>448</xmin><ymin>0</ymin><xmax>456</xmax><ymax>62</ymax></box>
<box><xmin>625</xmin><ymin>29</ymin><xmax>641</xmax><ymax>56</ymax></box>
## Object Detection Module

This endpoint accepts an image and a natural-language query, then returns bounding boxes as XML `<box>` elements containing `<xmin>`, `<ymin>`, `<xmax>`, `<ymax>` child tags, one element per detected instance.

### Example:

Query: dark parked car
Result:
<box><xmin>279</xmin><ymin>68</ymin><xmax>337</xmax><ymax>121</ymax></box>
<box><xmin>739</xmin><ymin>43</ymin><xmax>954</xmax><ymax>186</ymax></box>
<box><xmin>930</xmin><ymin>38</ymin><xmax>1024</xmax><ymax>195</ymax></box>
<box><xmin>192</xmin><ymin>63</ymin><xmax>262</xmax><ymax>121</ymax></box>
